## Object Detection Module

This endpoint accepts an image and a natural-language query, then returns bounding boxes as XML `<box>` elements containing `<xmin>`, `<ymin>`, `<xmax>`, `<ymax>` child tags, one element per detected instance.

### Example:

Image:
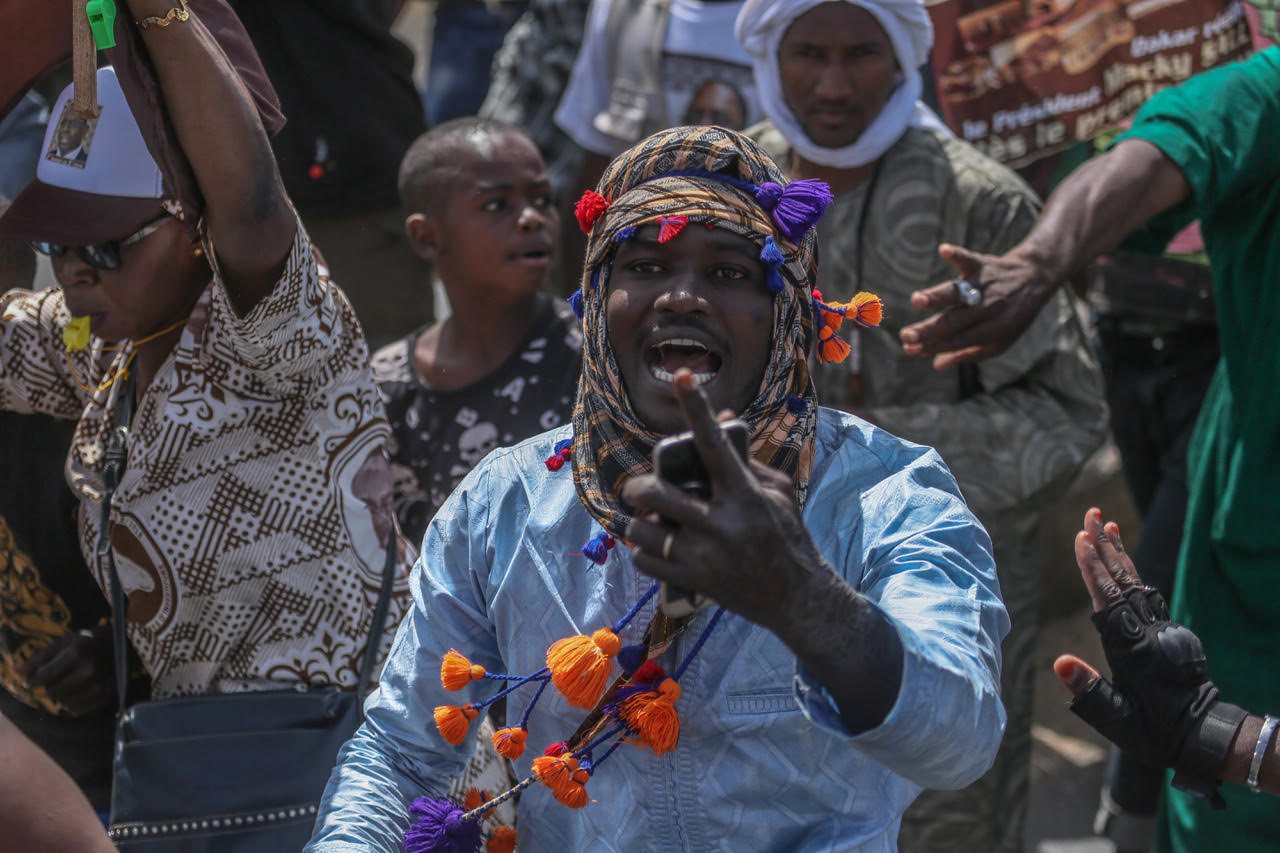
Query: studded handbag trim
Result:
<box><xmin>107</xmin><ymin>802</ymin><xmax>319</xmax><ymax>841</ymax></box>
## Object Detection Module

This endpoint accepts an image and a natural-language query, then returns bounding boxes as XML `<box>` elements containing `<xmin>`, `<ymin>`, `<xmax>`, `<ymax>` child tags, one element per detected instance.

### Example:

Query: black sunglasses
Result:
<box><xmin>30</xmin><ymin>212</ymin><xmax>170</xmax><ymax>271</ymax></box>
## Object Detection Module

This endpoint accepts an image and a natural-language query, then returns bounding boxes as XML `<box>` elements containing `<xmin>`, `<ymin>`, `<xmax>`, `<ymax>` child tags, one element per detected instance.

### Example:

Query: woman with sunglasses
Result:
<box><xmin>0</xmin><ymin>1</ymin><xmax>407</xmax><ymax>721</ymax></box>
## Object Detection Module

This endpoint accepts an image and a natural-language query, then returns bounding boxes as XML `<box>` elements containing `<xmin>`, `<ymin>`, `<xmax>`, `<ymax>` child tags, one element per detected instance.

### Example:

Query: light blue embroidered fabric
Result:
<box><xmin>307</xmin><ymin>408</ymin><xmax>1009</xmax><ymax>852</ymax></box>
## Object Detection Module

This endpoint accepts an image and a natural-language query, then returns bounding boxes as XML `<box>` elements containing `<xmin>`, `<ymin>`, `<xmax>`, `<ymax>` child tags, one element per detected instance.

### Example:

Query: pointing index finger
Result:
<box><xmin>671</xmin><ymin>368</ymin><xmax>749</xmax><ymax>490</ymax></box>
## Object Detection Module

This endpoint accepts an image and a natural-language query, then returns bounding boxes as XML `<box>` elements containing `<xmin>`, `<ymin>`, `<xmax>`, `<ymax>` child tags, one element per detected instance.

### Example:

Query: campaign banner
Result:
<box><xmin>926</xmin><ymin>0</ymin><xmax>1254</xmax><ymax>166</ymax></box>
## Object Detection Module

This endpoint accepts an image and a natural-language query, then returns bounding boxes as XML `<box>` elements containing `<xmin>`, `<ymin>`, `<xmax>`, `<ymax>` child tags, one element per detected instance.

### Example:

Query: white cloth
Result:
<box><xmin>556</xmin><ymin>0</ymin><xmax>760</xmax><ymax>156</ymax></box>
<box><xmin>735</xmin><ymin>0</ymin><xmax>948</xmax><ymax>168</ymax></box>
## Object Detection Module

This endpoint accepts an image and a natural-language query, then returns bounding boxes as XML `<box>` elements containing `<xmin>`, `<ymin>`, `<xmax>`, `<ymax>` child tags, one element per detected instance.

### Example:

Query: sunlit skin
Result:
<box><xmin>407</xmin><ymin>131</ymin><xmax>559</xmax><ymax>302</ymax></box>
<box><xmin>52</xmin><ymin>217</ymin><xmax>209</xmax><ymax>383</ymax></box>
<box><xmin>406</xmin><ymin>130</ymin><xmax>560</xmax><ymax>392</ymax></box>
<box><xmin>778</xmin><ymin>2</ymin><xmax>900</xmax><ymax>150</ymax></box>
<box><xmin>605</xmin><ymin>224</ymin><xmax>774</xmax><ymax>435</ymax></box>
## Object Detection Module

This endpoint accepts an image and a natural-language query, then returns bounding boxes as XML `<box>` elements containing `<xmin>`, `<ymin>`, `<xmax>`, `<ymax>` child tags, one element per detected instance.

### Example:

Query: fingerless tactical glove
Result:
<box><xmin>1070</xmin><ymin>586</ymin><xmax>1246</xmax><ymax>808</ymax></box>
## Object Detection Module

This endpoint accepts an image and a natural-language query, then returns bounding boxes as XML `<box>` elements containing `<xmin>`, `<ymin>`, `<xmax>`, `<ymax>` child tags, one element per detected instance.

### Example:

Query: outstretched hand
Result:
<box><xmin>899</xmin><ymin>243</ymin><xmax>1059</xmax><ymax>370</ymax></box>
<box><xmin>621</xmin><ymin>369</ymin><xmax>829</xmax><ymax>632</ymax></box>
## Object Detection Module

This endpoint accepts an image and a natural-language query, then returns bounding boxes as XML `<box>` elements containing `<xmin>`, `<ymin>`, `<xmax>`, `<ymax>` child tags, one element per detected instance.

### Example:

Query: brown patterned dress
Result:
<box><xmin>0</xmin><ymin>222</ymin><xmax>410</xmax><ymax>698</ymax></box>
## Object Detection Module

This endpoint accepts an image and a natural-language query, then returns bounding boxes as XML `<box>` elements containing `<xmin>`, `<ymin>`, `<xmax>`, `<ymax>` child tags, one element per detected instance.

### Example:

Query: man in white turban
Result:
<box><xmin>736</xmin><ymin>2</ymin><xmax>1109</xmax><ymax>851</ymax></box>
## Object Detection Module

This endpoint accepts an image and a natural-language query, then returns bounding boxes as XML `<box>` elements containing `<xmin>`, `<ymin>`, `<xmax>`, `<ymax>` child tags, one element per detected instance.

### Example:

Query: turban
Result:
<box><xmin>735</xmin><ymin>0</ymin><xmax>949</xmax><ymax>169</ymax></box>
<box><xmin>568</xmin><ymin>125</ymin><xmax>826</xmax><ymax>538</ymax></box>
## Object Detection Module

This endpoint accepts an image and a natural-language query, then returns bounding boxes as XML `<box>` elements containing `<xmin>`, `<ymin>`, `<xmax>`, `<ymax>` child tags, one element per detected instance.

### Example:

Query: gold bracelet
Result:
<box><xmin>137</xmin><ymin>0</ymin><xmax>191</xmax><ymax>29</ymax></box>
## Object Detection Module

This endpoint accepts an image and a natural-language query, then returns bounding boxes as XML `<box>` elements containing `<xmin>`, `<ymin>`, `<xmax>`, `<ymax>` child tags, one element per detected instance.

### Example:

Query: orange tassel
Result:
<box><xmin>433</xmin><ymin>703</ymin><xmax>478</xmax><ymax>746</ymax></box>
<box><xmin>464</xmin><ymin>788</ymin><xmax>485</xmax><ymax>812</ymax></box>
<box><xmin>487</xmin><ymin>826</ymin><xmax>518</xmax><ymax>853</ymax></box>
<box><xmin>846</xmin><ymin>292</ymin><xmax>883</xmax><ymax>327</ymax></box>
<box><xmin>441</xmin><ymin>649</ymin><xmax>486</xmax><ymax>691</ymax></box>
<box><xmin>492</xmin><ymin>726</ymin><xmax>528</xmax><ymax>760</ymax></box>
<box><xmin>817</xmin><ymin>325</ymin><xmax>851</xmax><ymax>364</ymax></box>
<box><xmin>816</xmin><ymin>301</ymin><xmax>846</xmax><ymax>332</ymax></box>
<box><xmin>555</xmin><ymin>782</ymin><xmax>590</xmax><ymax>809</ymax></box>
<box><xmin>533</xmin><ymin>755</ymin><xmax>579</xmax><ymax>797</ymax></box>
<box><xmin>546</xmin><ymin>628</ymin><xmax>622</xmax><ymax>709</ymax></box>
<box><xmin>619</xmin><ymin>677</ymin><xmax>682</xmax><ymax>754</ymax></box>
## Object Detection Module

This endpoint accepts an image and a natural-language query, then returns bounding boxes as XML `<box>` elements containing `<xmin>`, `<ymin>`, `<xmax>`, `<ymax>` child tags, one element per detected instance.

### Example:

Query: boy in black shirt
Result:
<box><xmin>373</xmin><ymin>119</ymin><xmax>582</xmax><ymax>546</ymax></box>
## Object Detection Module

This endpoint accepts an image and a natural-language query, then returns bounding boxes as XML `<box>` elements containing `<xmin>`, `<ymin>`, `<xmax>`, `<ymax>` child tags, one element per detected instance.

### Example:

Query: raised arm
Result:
<box><xmin>622</xmin><ymin>372</ymin><xmax>1006</xmax><ymax>786</ymax></box>
<box><xmin>124</xmin><ymin>0</ymin><xmax>296</xmax><ymax>313</ymax></box>
<box><xmin>897</xmin><ymin>139</ymin><xmax>1189</xmax><ymax>368</ymax></box>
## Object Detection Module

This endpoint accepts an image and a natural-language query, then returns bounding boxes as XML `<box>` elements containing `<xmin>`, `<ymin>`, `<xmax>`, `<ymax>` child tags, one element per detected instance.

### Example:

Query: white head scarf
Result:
<box><xmin>735</xmin><ymin>0</ymin><xmax>950</xmax><ymax>168</ymax></box>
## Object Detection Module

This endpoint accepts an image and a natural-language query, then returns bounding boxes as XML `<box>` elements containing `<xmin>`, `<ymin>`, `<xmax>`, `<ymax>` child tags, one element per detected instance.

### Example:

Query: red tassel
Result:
<box><xmin>546</xmin><ymin>628</ymin><xmax>623</xmax><ymax>709</ymax></box>
<box><xmin>575</xmin><ymin>190</ymin><xmax>610</xmax><ymax>233</ymax></box>
<box><xmin>434</xmin><ymin>704</ymin><xmax>479</xmax><ymax>746</ymax></box>
<box><xmin>618</xmin><ymin>677</ymin><xmax>682</xmax><ymax>754</ymax></box>
<box><xmin>487</xmin><ymin>826</ymin><xmax>518</xmax><ymax>853</ymax></box>
<box><xmin>658</xmin><ymin>216</ymin><xmax>687</xmax><ymax>244</ymax></box>
<box><xmin>817</xmin><ymin>325</ymin><xmax>851</xmax><ymax>364</ymax></box>
<box><xmin>441</xmin><ymin>649</ymin><xmax>486</xmax><ymax>691</ymax></box>
<box><xmin>632</xmin><ymin>660</ymin><xmax>664</xmax><ymax>684</ymax></box>
<box><xmin>543</xmin><ymin>741</ymin><xmax>568</xmax><ymax>757</ymax></box>
<box><xmin>492</xmin><ymin>726</ymin><xmax>528</xmax><ymax>760</ymax></box>
<box><xmin>463</xmin><ymin>787</ymin><xmax>485</xmax><ymax>812</ymax></box>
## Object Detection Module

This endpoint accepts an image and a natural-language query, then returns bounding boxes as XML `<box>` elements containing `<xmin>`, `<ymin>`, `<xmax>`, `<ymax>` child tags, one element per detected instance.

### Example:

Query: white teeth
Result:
<box><xmin>657</xmin><ymin>338</ymin><xmax>708</xmax><ymax>352</ymax></box>
<box><xmin>648</xmin><ymin>366</ymin><xmax>716</xmax><ymax>384</ymax></box>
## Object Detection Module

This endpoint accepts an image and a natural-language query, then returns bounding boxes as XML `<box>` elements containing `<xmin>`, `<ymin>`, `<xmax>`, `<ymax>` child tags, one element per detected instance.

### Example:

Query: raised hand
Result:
<box><xmin>621</xmin><ymin>368</ymin><xmax>828</xmax><ymax>632</ymax></box>
<box><xmin>1054</xmin><ymin>508</ymin><xmax>1245</xmax><ymax>804</ymax></box>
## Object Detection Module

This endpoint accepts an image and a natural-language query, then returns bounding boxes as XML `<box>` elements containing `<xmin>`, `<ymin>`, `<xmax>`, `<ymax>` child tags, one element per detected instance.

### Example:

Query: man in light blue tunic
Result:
<box><xmin>308</xmin><ymin>125</ymin><xmax>1008</xmax><ymax>852</ymax></box>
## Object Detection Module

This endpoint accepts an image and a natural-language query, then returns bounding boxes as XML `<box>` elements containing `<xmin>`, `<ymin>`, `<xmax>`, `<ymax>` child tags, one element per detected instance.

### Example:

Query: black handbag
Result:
<box><xmin>101</xmin><ymin>375</ymin><xmax>398</xmax><ymax>850</ymax></box>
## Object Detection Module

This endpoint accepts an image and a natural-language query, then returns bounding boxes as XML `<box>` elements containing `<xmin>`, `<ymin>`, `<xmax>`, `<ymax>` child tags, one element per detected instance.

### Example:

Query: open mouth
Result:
<box><xmin>513</xmin><ymin>247</ymin><xmax>552</xmax><ymax>265</ymax></box>
<box><xmin>644</xmin><ymin>336</ymin><xmax>723</xmax><ymax>385</ymax></box>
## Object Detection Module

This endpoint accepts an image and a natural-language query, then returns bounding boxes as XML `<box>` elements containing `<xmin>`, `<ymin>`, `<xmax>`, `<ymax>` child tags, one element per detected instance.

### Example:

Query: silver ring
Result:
<box><xmin>954</xmin><ymin>278</ymin><xmax>983</xmax><ymax>307</ymax></box>
<box><xmin>661</xmin><ymin>532</ymin><xmax>676</xmax><ymax>561</ymax></box>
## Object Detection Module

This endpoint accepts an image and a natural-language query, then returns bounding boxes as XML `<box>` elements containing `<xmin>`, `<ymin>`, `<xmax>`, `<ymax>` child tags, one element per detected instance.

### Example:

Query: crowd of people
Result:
<box><xmin>0</xmin><ymin>0</ymin><xmax>1275</xmax><ymax>852</ymax></box>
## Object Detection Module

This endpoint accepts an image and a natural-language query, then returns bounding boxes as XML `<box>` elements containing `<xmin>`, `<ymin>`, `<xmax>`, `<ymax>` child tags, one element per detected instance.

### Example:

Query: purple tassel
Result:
<box><xmin>769</xmin><ymin>179</ymin><xmax>833</xmax><ymax>241</ymax></box>
<box><xmin>568</xmin><ymin>288</ymin><xmax>584</xmax><ymax>319</ymax></box>
<box><xmin>755</xmin><ymin>181</ymin><xmax>784</xmax><ymax>210</ymax></box>
<box><xmin>581</xmin><ymin>531</ymin><xmax>615</xmax><ymax>565</ymax></box>
<box><xmin>403</xmin><ymin>797</ymin><xmax>483</xmax><ymax>853</ymax></box>
<box><xmin>760</xmin><ymin>236</ymin><xmax>786</xmax><ymax>293</ymax></box>
<box><xmin>785</xmin><ymin>395</ymin><xmax>808</xmax><ymax>415</ymax></box>
<box><xmin>614</xmin><ymin>225</ymin><xmax>637</xmax><ymax>242</ymax></box>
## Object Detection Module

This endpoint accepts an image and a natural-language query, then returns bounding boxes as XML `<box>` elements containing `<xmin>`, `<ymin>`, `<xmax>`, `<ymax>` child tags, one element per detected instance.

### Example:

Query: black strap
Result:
<box><xmin>102</xmin><ymin>372</ymin><xmax>400</xmax><ymax>715</ymax></box>
<box><xmin>103</xmin><ymin>373</ymin><xmax>136</xmax><ymax>715</ymax></box>
<box><xmin>357</xmin><ymin>526</ymin><xmax>400</xmax><ymax>710</ymax></box>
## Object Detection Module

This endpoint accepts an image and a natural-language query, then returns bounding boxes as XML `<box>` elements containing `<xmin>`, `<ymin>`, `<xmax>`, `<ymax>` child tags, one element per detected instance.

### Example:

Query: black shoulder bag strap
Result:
<box><xmin>102</xmin><ymin>372</ymin><xmax>136</xmax><ymax>716</ymax></box>
<box><xmin>101</xmin><ymin>371</ymin><xmax>399</xmax><ymax>717</ymax></box>
<box><xmin>358</xmin><ymin>526</ymin><xmax>400</xmax><ymax>715</ymax></box>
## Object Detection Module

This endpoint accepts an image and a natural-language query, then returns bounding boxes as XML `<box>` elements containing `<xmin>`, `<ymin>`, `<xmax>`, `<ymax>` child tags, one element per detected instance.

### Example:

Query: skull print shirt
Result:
<box><xmin>371</xmin><ymin>292</ymin><xmax>583</xmax><ymax>546</ymax></box>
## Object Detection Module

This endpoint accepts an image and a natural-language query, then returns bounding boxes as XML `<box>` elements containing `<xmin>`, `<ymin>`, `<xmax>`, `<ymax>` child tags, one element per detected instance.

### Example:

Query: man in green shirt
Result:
<box><xmin>899</xmin><ymin>47</ymin><xmax>1280</xmax><ymax>852</ymax></box>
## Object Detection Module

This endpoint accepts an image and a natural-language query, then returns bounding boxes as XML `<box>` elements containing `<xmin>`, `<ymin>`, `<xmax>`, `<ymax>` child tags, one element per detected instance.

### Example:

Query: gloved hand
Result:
<box><xmin>1054</xmin><ymin>509</ymin><xmax>1246</xmax><ymax>808</ymax></box>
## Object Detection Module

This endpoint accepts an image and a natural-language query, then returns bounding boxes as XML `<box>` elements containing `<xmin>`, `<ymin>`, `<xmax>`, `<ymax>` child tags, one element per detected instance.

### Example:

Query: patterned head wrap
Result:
<box><xmin>569</xmin><ymin>125</ymin><xmax>826</xmax><ymax>538</ymax></box>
